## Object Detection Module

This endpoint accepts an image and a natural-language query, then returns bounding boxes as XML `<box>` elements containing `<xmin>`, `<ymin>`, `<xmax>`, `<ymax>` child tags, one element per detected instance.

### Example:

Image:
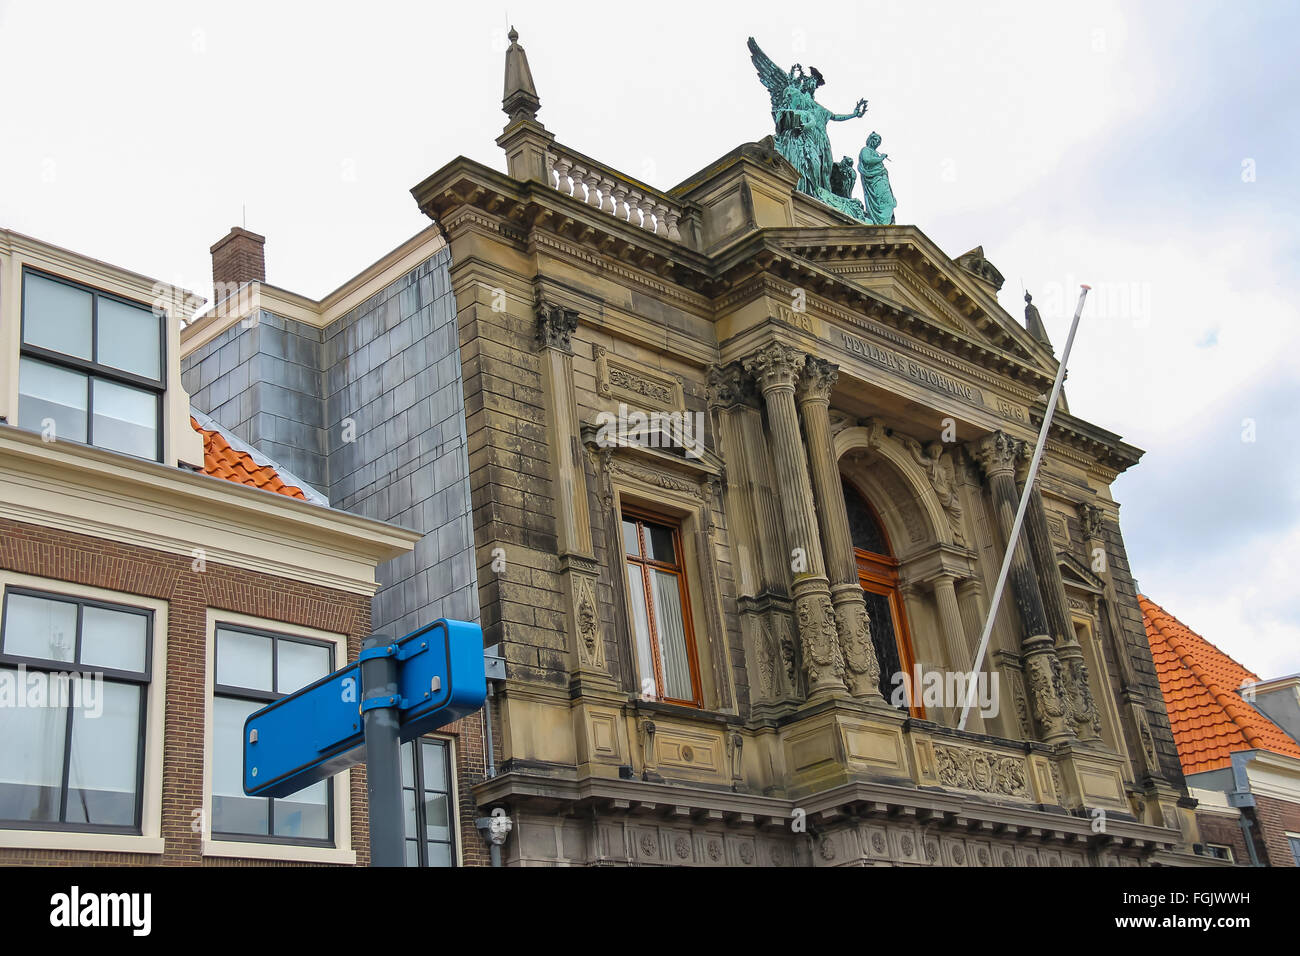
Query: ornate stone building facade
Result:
<box><xmin>408</xmin><ymin>32</ymin><xmax>1201</xmax><ymax>866</ymax></box>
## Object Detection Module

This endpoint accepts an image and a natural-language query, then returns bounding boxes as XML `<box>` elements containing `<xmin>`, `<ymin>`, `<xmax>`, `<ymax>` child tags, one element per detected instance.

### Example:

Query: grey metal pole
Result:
<box><xmin>359</xmin><ymin>634</ymin><xmax>406</xmax><ymax>867</ymax></box>
<box><xmin>958</xmin><ymin>284</ymin><xmax>1090</xmax><ymax>731</ymax></box>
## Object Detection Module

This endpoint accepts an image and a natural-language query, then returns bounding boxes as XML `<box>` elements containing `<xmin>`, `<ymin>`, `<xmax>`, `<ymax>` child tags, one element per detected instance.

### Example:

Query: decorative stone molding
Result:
<box><xmin>901</xmin><ymin>436</ymin><xmax>967</xmax><ymax>547</ymax></box>
<box><xmin>753</xmin><ymin>618</ymin><xmax>781</xmax><ymax>699</ymax></box>
<box><xmin>535</xmin><ymin>299</ymin><xmax>578</xmax><ymax>352</ymax></box>
<box><xmin>1078</xmin><ymin>502</ymin><xmax>1105</xmax><ymax>541</ymax></box>
<box><xmin>726</xmin><ymin>732</ymin><xmax>744</xmax><ymax>790</ymax></box>
<box><xmin>573</xmin><ymin>575</ymin><xmax>605</xmax><ymax>669</ymax></box>
<box><xmin>606</xmin><ymin>455</ymin><xmax>710</xmax><ymax>501</ymax></box>
<box><xmin>1062</xmin><ymin>655</ymin><xmax>1102</xmax><ymax>739</ymax></box>
<box><xmin>595</xmin><ymin>344</ymin><xmax>682</xmax><ymax>410</ymax></box>
<box><xmin>795</xmin><ymin>356</ymin><xmax>839</xmax><ymax>404</ymax></box>
<box><xmin>706</xmin><ymin>362</ymin><xmax>758</xmax><ymax>409</ymax></box>
<box><xmin>743</xmin><ymin>341</ymin><xmax>805</xmax><ymax>393</ymax></box>
<box><xmin>933</xmin><ymin>744</ymin><xmax>1031</xmax><ymax>798</ymax></box>
<box><xmin>827</xmin><ymin>409</ymin><xmax>856</xmax><ymax>439</ymax></box>
<box><xmin>972</xmin><ymin>430</ymin><xmax>1022</xmax><ymax>480</ymax></box>
<box><xmin>1026</xmin><ymin>652</ymin><xmax>1068</xmax><ymax>730</ymax></box>
<box><xmin>833</xmin><ymin>598</ymin><xmax>882</xmax><ymax>698</ymax></box>
<box><xmin>795</xmin><ymin>592</ymin><xmax>846</xmax><ymax>691</ymax></box>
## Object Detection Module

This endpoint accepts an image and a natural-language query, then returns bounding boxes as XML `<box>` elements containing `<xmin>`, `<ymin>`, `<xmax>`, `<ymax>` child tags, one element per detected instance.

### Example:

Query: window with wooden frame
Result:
<box><xmin>621</xmin><ymin>507</ymin><xmax>703</xmax><ymax>708</ymax></box>
<box><xmin>842</xmin><ymin>478</ymin><xmax>922</xmax><ymax>716</ymax></box>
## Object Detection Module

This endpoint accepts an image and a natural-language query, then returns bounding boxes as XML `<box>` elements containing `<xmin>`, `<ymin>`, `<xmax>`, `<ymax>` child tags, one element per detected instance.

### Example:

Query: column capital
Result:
<box><xmin>1077</xmin><ymin>502</ymin><xmax>1105</xmax><ymax>540</ymax></box>
<box><xmin>536</xmin><ymin>300</ymin><xmax>578</xmax><ymax>352</ymax></box>
<box><xmin>706</xmin><ymin>362</ymin><xmax>759</xmax><ymax>410</ymax></box>
<box><xmin>921</xmin><ymin>569</ymin><xmax>959</xmax><ymax>592</ymax></box>
<box><xmin>742</xmin><ymin>341</ymin><xmax>805</xmax><ymax>393</ymax></box>
<box><xmin>971</xmin><ymin>430</ymin><xmax>1023</xmax><ymax>480</ymax></box>
<box><xmin>796</xmin><ymin>356</ymin><xmax>840</xmax><ymax>405</ymax></box>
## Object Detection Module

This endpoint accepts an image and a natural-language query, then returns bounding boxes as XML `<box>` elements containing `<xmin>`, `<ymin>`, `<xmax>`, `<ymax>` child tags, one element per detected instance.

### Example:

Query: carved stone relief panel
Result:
<box><xmin>932</xmin><ymin>743</ymin><xmax>1032</xmax><ymax>798</ymax></box>
<box><xmin>594</xmin><ymin>344</ymin><xmax>684</xmax><ymax>412</ymax></box>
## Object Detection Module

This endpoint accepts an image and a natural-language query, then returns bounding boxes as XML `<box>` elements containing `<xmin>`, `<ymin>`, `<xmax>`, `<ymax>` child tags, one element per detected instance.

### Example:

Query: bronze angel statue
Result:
<box><xmin>747</xmin><ymin>36</ymin><xmax>870</xmax><ymax>221</ymax></box>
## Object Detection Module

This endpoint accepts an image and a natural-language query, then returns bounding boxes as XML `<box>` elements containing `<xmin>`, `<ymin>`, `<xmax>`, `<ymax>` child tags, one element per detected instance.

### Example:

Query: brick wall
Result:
<box><xmin>1253</xmin><ymin>793</ymin><xmax>1300</xmax><ymax>867</ymax></box>
<box><xmin>1195</xmin><ymin>812</ymin><xmax>1251</xmax><ymax>865</ymax></box>
<box><xmin>210</xmin><ymin>228</ymin><xmax>266</xmax><ymax>291</ymax></box>
<box><xmin>0</xmin><ymin>516</ymin><xmax>374</xmax><ymax>866</ymax></box>
<box><xmin>0</xmin><ymin>516</ymin><xmax>495</xmax><ymax>867</ymax></box>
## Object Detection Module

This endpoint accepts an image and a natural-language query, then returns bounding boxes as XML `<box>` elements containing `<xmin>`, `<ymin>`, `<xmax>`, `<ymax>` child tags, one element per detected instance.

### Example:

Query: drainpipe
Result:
<box><xmin>475</xmin><ymin>645</ymin><xmax>508</xmax><ymax>866</ymax></box>
<box><xmin>1226</xmin><ymin>750</ymin><xmax>1264</xmax><ymax>867</ymax></box>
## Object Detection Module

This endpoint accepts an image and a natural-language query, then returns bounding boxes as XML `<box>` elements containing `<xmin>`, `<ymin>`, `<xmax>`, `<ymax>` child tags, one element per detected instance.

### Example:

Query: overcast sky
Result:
<box><xmin>2</xmin><ymin>0</ymin><xmax>1296</xmax><ymax>677</ymax></box>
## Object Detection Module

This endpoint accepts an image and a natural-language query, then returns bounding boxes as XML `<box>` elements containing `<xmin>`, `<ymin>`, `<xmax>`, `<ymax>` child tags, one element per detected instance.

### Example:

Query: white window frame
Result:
<box><xmin>200</xmin><ymin>608</ymin><xmax>355</xmax><ymax>865</ymax></box>
<box><xmin>1203</xmin><ymin>843</ymin><xmax>1235</xmax><ymax>863</ymax></box>
<box><xmin>0</xmin><ymin>570</ymin><xmax>167</xmax><ymax>855</ymax></box>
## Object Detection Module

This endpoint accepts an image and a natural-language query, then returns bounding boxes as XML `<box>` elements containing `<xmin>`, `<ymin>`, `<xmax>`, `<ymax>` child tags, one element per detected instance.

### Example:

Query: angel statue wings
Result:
<box><xmin>747</xmin><ymin>36</ymin><xmax>867</xmax><ymax>208</ymax></box>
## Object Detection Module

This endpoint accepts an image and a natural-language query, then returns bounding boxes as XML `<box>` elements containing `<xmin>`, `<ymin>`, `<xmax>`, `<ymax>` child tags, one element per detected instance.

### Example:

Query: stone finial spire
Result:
<box><xmin>1023</xmin><ymin>290</ymin><xmax>1053</xmax><ymax>349</ymax></box>
<box><xmin>502</xmin><ymin>26</ymin><xmax>541</xmax><ymax>123</ymax></box>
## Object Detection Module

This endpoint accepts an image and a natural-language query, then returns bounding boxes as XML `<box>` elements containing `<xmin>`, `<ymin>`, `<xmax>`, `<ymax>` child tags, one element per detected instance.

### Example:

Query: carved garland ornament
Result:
<box><xmin>933</xmin><ymin>744</ymin><xmax>1031</xmax><ymax>797</ymax></box>
<box><xmin>796</xmin><ymin>593</ymin><xmax>846</xmax><ymax>689</ymax></box>
<box><xmin>834</xmin><ymin>601</ymin><xmax>882</xmax><ymax>697</ymax></box>
<box><xmin>536</xmin><ymin>300</ymin><xmax>579</xmax><ymax>352</ymax></box>
<box><xmin>574</xmin><ymin>577</ymin><xmax>604</xmax><ymax>668</ymax></box>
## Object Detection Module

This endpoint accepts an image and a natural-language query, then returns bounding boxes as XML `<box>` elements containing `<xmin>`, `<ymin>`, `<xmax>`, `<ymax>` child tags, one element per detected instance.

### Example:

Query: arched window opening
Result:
<box><xmin>842</xmin><ymin>477</ymin><xmax>921</xmax><ymax>716</ymax></box>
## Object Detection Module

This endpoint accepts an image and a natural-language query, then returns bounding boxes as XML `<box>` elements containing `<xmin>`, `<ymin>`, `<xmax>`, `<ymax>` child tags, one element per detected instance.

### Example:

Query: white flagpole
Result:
<box><xmin>957</xmin><ymin>284</ymin><xmax>1090</xmax><ymax>731</ymax></box>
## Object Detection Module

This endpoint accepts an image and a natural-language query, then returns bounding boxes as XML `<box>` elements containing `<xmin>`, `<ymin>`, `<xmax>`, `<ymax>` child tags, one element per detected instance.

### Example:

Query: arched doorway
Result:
<box><xmin>842</xmin><ymin>477</ymin><xmax>922</xmax><ymax>716</ymax></box>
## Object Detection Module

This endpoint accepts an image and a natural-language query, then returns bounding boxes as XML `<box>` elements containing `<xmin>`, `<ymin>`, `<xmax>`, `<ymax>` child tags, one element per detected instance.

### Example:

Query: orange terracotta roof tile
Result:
<box><xmin>191</xmin><ymin>416</ymin><xmax>306</xmax><ymax>500</ymax></box>
<box><xmin>1140</xmin><ymin>594</ymin><xmax>1300</xmax><ymax>775</ymax></box>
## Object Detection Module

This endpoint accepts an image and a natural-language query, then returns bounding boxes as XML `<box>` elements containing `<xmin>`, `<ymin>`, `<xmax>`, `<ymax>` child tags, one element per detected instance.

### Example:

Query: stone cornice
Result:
<box><xmin>716</xmin><ymin>271</ymin><xmax>1042</xmax><ymax>405</ymax></box>
<box><xmin>1030</xmin><ymin>406</ymin><xmax>1144</xmax><ymax>476</ymax></box>
<box><xmin>773</xmin><ymin>227</ymin><xmax>1057</xmax><ymax>369</ymax></box>
<box><xmin>414</xmin><ymin>158</ymin><xmax>1140</xmax><ymax>477</ymax></box>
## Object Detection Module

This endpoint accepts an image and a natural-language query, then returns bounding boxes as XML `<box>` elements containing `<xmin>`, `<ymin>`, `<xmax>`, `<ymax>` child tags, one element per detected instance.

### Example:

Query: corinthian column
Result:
<box><xmin>1019</xmin><ymin>473</ymin><xmax>1102</xmax><ymax>742</ymax></box>
<box><xmin>972</xmin><ymin>431</ymin><xmax>1073</xmax><ymax>744</ymax></box>
<box><xmin>796</xmin><ymin>357</ymin><xmax>883</xmax><ymax>702</ymax></box>
<box><xmin>743</xmin><ymin>343</ymin><xmax>846</xmax><ymax>699</ymax></box>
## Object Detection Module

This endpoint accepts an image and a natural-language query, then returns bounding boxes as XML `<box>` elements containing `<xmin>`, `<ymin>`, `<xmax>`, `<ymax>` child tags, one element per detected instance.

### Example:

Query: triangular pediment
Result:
<box><xmin>771</xmin><ymin>227</ymin><xmax>1058</xmax><ymax>377</ymax></box>
<box><xmin>1058</xmin><ymin>551</ymin><xmax>1106</xmax><ymax>594</ymax></box>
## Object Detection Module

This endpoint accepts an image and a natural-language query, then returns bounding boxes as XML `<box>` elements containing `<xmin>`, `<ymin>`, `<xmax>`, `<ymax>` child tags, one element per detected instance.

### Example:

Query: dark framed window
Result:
<box><xmin>1290</xmin><ymin>835</ymin><xmax>1300</xmax><ymax>867</ymax></box>
<box><xmin>0</xmin><ymin>587</ymin><xmax>151</xmax><ymax>832</ymax></box>
<box><xmin>401</xmin><ymin>736</ymin><xmax>456</xmax><ymax>866</ymax></box>
<box><xmin>843</xmin><ymin>478</ymin><xmax>922</xmax><ymax>717</ymax></box>
<box><xmin>17</xmin><ymin>267</ymin><xmax>165</xmax><ymax>462</ymax></box>
<box><xmin>212</xmin><ymin>624</ymin><xmax>334</xmax><ymax>845</ymax></box>
<box><xmin>622</xmin><ymin>508</ymin><xmax>702</xmax><ymax>707</ymax></box>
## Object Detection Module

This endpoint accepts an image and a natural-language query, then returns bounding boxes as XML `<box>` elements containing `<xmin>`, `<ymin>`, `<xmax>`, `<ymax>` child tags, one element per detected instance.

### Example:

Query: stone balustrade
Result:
<box><xmin>547</xmin><ymin>145</ymin><xmax>684</xmax><ymax>244</ymax></box>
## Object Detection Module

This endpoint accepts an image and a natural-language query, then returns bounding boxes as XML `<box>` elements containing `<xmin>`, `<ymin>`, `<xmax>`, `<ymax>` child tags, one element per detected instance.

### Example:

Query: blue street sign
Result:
<box><xmin>243</xmin><ymin>619</ymin><xmax>486</xmax><ymax>800</ymax></box>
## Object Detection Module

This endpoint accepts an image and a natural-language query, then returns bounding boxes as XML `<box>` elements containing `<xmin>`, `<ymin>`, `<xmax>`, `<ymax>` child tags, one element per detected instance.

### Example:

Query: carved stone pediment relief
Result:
<box><xmin>580</xmin><ymin>418</ymin><xmax>724</xmax><ymax>481</ymax></box>
<box><xmin>932</xmin><ymin>743</ymin><xmax>1032</xmax><ymax>799</ymax></box>
<box><xmin>772</xmin><ymin>235</ymin><xmax>1055</xmax><ymax>378</ymax></box>
<box><xmin>1058</xmin><ymin>551</ymin><xmax>1106</xmax><ymax>595</ymax></box>
<box><xmin>594</xmin><ymin>344</ymin><xmax>684</xmax><ymax>412</ymax></box>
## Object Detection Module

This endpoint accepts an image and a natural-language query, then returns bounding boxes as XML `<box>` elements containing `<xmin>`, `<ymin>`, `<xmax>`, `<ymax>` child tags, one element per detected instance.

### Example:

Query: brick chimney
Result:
<box><xmin>210</xmin><ymin>227</ymin><xmax>266</xmax><ymax>297</ymax></box>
